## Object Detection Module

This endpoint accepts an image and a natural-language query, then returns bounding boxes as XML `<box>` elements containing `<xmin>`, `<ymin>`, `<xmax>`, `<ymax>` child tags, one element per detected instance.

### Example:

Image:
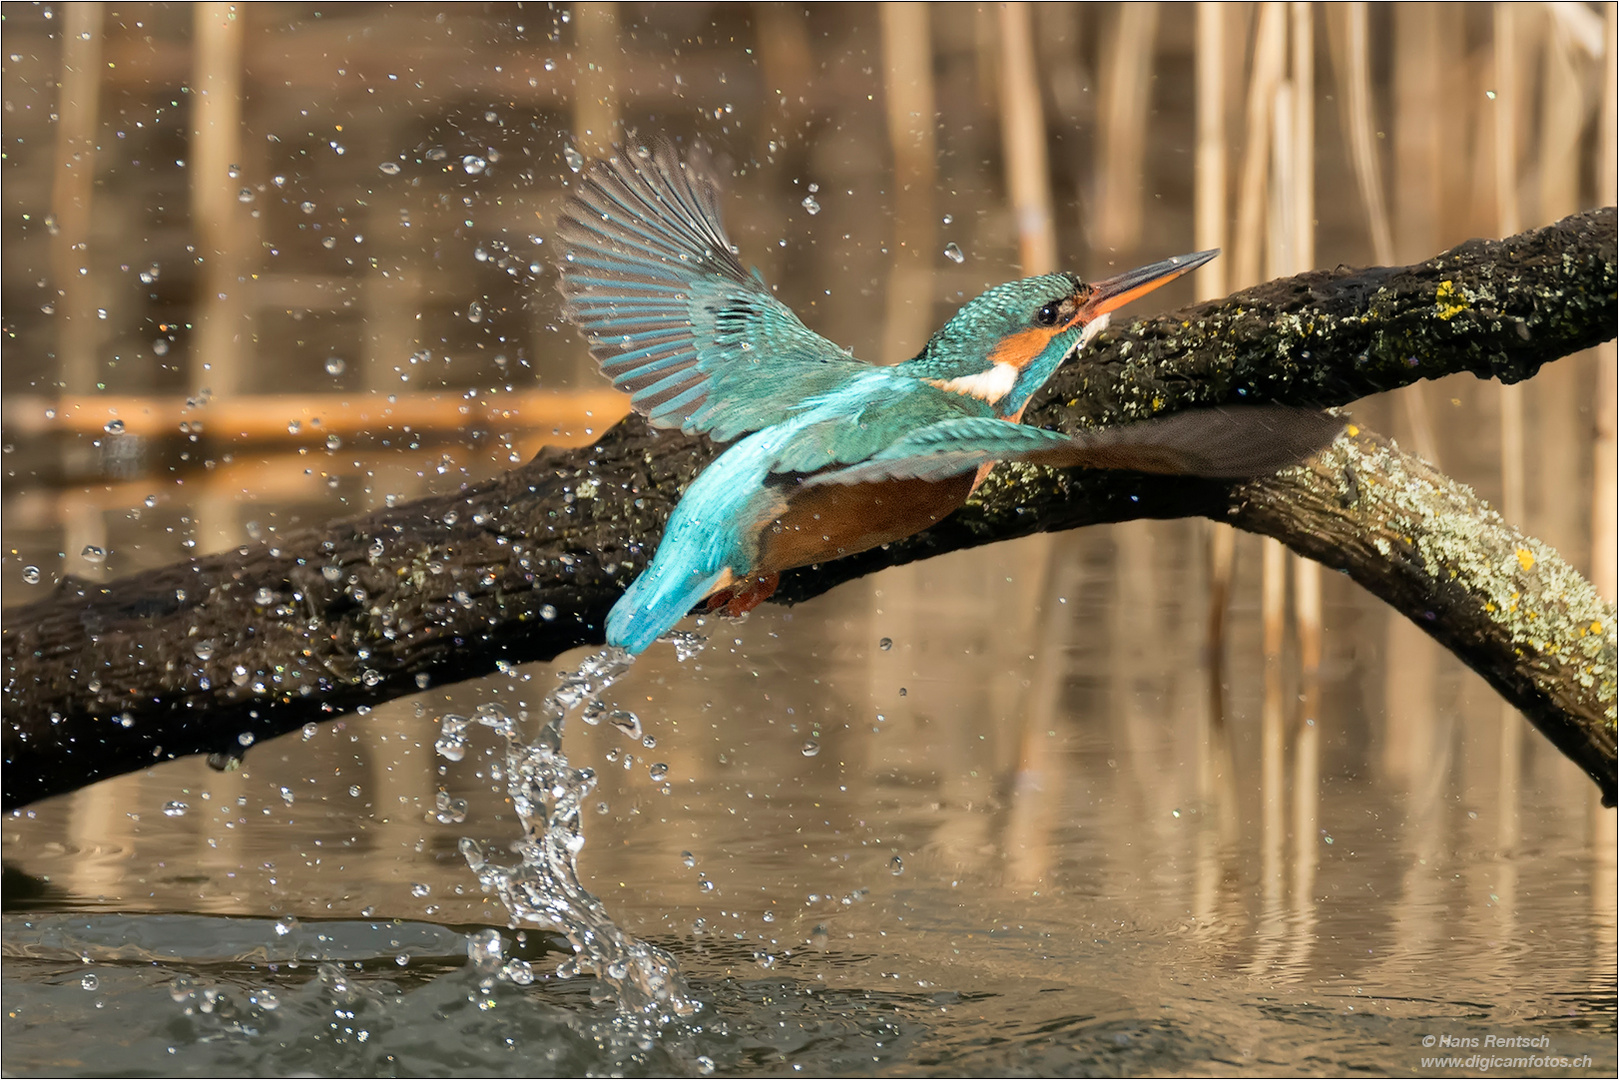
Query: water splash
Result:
<box><xmin>449</xmin><ymin>645</ymin><xmax>699</xmax><ymax>1021</ymax></box>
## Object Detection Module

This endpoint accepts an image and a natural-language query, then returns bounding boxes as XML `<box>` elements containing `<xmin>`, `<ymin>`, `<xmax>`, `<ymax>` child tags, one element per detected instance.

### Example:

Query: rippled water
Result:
<box><xmin>5</xmin><ymin>524</ymin><xmax>1614</xmax><ymax>1076</ymax></box>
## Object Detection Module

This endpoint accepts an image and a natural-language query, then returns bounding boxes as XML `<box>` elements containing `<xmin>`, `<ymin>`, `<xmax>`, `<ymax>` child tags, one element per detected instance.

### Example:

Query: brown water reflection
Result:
<box><xmin>2</xmin><ymin>2</ymin><xmax>1613</xmax><ymax>1073</ymax></box>
<box><xmin>4</xmin><ymin>522</ymin><xmax>1615</xmax><ymax>1070</ymax></box>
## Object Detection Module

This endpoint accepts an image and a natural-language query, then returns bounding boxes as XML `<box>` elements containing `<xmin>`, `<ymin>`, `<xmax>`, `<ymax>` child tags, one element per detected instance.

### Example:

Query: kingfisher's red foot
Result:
<box><xmin>705</xmin><ymin>572</ymin><xmax>781</xmax><ymax>618</ymax></box>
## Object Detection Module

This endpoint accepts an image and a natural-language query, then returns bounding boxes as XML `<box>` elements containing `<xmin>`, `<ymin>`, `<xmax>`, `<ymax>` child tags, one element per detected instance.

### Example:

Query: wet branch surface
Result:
<box><xmin>5</xmin><ymin>208</ymin><xmax>1615</xmax><ymax>809</ymax></box>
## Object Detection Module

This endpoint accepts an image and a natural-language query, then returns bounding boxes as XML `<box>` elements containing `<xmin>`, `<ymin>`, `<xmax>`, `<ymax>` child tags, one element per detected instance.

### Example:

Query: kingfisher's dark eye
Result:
<box><xmin>1036</xmin><ymin>301</ymin><xmax>1061</xmax><ymax>326</ymax></box>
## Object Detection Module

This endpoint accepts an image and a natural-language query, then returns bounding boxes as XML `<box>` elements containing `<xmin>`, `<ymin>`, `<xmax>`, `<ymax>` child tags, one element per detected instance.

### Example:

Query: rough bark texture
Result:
<box><xmin>5</xmin><ymin>208</ymin><xmax>1615</xmax><ymax>809</ymax></box>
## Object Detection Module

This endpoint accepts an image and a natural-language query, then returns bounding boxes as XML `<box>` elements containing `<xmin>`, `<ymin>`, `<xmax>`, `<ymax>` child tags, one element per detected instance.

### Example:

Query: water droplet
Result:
<box><xmin>608</xmin><ymin>710</ymin><xmax>642</xmax><ymax>740</ymax></box>
<box><xmin>436</xmin><ymin>714</ymin><xmax>469</xmax><ymax>761</ymax></box>
<box><xmin>21</xmin><ymin>565</ymin><xmax>40</xmax><ymax>585</ymax></box>
<box><xmin>274</xmin><ymin>915</ymin><xmax>299</xmax><ymax>936</ymax></box>
<box><xmin>462</xmin><ymin>155</ymin><xmax>487</xmax><ymax>175</ymax></box>
<box><xmin>539</xmin><ymin>604</ymin><xmax>558</xmax><ymax>621</ymax></box>
<box><xmin>254</xmin><ymin>587</ymin><xmax>274</xmax><ymax>605</ymax></box>
<box><xmin>287</xmin><ymin>419</ymin><xmax>301</xmax><ymax>434</ymax></box>
<box><xmin>801</xmin><ymin>740</ymin><xmax>820</xmax><ymax>757</ymax></box>
<box><xmin>762</xmin><ymin>910</ymin><xmax>775</xmax><ymax>923</ymax></box>
<box><xmin>889</xmin><ymin>855</ymin><xmax>905</xmax><ymax>876</ymax></box>
<box><xmin>325</xmin><ymin>356</ymin><xmax>346</xmax><ymax>376</ymax></box>
<box><xmin>81</xmin><ymin>545</ymin><xmax>106</xmax><ymax>564</ymax></box>
<box><xmin>467</xmin><ymin>300</ymin><xmax>484</xmax><ymax>323</ymax></box>
<box><xmin>192</xmin><ymin>640</ymin><xmax>215</xmax><ymax>661</ymax></box>
<box><xmin>232</xmin><ymin>665</ymin><xmax>250</xmax><ymax>685</ymax></box>
<box><xmin>410</xmin><ymin>882</ymin><xmax>431</xmax><ymax>898</ymax></box>
<box><xmin>237</xmin><ymin>187</ymin><xmax>254</xmax><ymax>204</ymax></box>
<box><xmin>682</xmin><ymin>851</ymin><xmax>696</xmax><ymax>868</ymax></box>
<box><xmin>253</xmin><ymin>988</ymin><xmax>279</xmax><ymax>1010</ymax></box>
<box><xmin>879</xmin><ymin>636</ymin><xmax>893</xmax><ymax>651</ymax></box>
<box><xmin>563</xmin><ymin>146</ymin><xmax>584</xmax><ymax>172</ymax></box>
<box><xmin>648</xmin><ymin>762</ymin><xmax>668</xmax><ymax>782</ymax></box>
<box><xmin>104</xmin><ymin>418</ymin><xmax>125</xmax><ymax>434</ymax></box>
<box><xmin>300</xmin><ymin>201</ymin><xmax>316</xmax><ymax>214</ymax></box>
<box><xmin>80</xmin><ymin>973</ymin><xmax>99</xmax><ymax>991</ymax></box>
<box><xmin>162</xmin><ymin>800</ymin><xmax>188</xmax><ymax>817</ymax></box>
<box><xmin>152</xmin><ymin>338</ymin><xmax>170</xmax><ymax>356</ymax></box>
<box><xmin>696</xmin><ymin>1056</ymin><xmax>716</xmax><ymax>1076</ymax></box>
<box><xmin>434</xmin><ymin>790</ymin><xmax>469</xmax><ymax>824</ymax></box>
<box><xmin>378</xmin><ymin>161</ymin><xmax>401</xmax><ymax>175</ymax></box>
<box><xmin>943</xmin><ymin>242</ymin><xmax>965</xmax><ymax>263</ymax></box>
<box><xmin>362</xmin><ymin>669</ymin><xmax>382</xmax><ymax>687</ymax></box>
<box><xmin>801</xmin><ymin>195</ymin><xmax>820</xmax><ymax>215</ymax></box>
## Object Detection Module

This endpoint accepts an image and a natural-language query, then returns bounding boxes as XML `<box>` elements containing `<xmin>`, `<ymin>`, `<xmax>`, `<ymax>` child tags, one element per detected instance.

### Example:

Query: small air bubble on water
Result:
<box><xmin>162</xmin><ymin>800</ymin><xmax>188</xmax><ymax>817</ymax></box>
<box><xmin>879</xmin><ymin>636</ymin><xmax>893</xmax><ymax>650</ymax></box>
<box><xmin>81</xmin><ymin>545</ymin><xmax>106</xmax><ymax>564</ymax></box>
<box><xmin>378</xmin><ymin>161</ymin><xmax>401</xmax><ymax>175</ymax></box>
<box><xmin>890</xmin><ymin>855</ymin><xmax>905</xmax><ymax>875</ymax></box>
<box><xmin>801</xmin><ymin>740</ymin><xmax>820</xmax><ymax>757</ymax></box>
<box><xmin>22</xmin><ymin>566</ymin><xmax>40</xmax><ymax>584</ymax></box>
<box><xmin>944</xmin><ymin>242</ymin><xmax>965</xmax><ymax>263</ymax></box>
<box><xmin>648</xmin><ymin>762</ymin><xmax>668</xmax><ymax>782</ymax></box>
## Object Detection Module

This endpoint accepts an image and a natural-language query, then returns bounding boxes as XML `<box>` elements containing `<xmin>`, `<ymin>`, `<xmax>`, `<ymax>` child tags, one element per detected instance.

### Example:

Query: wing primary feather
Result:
<box><xmin>557</xmin><ymin>138</ymin><xmax>869</xmax><ymax>438</ymax></box>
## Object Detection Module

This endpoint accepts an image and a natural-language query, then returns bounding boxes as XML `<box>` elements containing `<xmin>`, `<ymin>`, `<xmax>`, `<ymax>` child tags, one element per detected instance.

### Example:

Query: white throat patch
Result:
<box><xmin>929</xmin><ymin>361</ymin><xmax>1022</xmax><ymax>404</ymax></box>
<box><xmin>1066</xmin><ymin>312</ymin><xmax>1112</xmax><ymax>360</ymax></box>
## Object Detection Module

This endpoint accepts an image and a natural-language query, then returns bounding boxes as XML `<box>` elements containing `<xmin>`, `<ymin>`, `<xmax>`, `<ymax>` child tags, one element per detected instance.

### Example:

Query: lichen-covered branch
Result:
<box><xmin>4</xmin><ymin>208</ymin><xmax>1614</xmax><ymax>809</ymax></box>
<box><xmin>1234</xmin><ymin>428</ymin><xmax>1616</xmax><ymax>801</ymax></box>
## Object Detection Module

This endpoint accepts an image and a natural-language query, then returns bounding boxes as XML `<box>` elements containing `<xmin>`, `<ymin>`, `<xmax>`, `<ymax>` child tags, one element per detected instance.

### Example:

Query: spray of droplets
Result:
<box><xmin>438</xmin><ymin>631</ymin><xmax>707</xmax><ymax>1021</ymax></box>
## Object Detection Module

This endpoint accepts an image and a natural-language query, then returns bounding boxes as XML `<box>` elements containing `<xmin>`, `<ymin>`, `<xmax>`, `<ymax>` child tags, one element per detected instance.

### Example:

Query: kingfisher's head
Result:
<box><xmin>905</xmin><ymin>249</ymin><xmax>1218</xmax><ymax>419</ymax></box>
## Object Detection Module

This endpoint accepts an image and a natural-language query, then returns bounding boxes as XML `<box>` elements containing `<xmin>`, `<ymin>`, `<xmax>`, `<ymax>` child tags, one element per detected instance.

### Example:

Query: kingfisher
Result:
<box><xmin>557</xmin><ymin>142</ymin><xmax>1338</xmax><ymax>655</ymax></box>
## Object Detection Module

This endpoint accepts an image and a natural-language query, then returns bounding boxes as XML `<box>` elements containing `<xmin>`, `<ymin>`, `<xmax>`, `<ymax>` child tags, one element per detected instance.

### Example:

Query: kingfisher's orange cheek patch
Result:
<box><xmin>988</xmin><ymin>327</ymin><xmax>1057</xmax><ymax>370</ymax></box>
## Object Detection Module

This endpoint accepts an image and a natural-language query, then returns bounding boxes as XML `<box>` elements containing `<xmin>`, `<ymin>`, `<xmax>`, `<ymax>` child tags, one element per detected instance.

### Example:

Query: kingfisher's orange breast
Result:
<box><xmin>754</xmin><ymin>472</ymin><xmax>979</xmax><ymax>576</ymax></box>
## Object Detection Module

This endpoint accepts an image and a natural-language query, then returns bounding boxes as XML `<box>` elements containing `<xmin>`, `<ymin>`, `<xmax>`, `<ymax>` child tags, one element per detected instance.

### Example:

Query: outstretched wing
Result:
<box><xmin>556</xmin><ymin>140</ymin><xmax>867</xmax><ymax>441</ymax></box>
<box><xmin>803</xmin><ymin>406</ymin><xmax>1345</xmax><ymax>487</ymax></box>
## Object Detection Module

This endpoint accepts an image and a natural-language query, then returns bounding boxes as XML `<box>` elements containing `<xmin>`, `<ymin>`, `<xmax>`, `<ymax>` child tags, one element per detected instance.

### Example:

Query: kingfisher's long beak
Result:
<box><xmin>1075</xmin><ymin>248</ymin><xmax>1220</xmax><ymax>323</ymax></box>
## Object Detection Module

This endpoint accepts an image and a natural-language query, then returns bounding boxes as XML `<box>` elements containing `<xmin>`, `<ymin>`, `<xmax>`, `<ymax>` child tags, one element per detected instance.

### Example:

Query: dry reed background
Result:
<box><xmin>1</xmin><ymin>1</ymin><xmax>1615</xmax><ymax>1020</ymax></box>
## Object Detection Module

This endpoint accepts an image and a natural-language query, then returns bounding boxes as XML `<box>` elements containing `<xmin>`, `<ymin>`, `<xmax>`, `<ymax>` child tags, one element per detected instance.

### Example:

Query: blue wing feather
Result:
<box><xmin>557</xmin><ymin>140</ymin><xmax>868</xmax><ymax>440</ymax></box>
<box><xmin>802</xmin><ymin>406</ymin><xmax>1347</xmax><ymax>486</ymax></box>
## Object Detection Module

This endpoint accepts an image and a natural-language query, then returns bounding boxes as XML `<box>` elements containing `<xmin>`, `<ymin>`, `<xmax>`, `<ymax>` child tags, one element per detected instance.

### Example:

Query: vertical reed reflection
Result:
<box><xmin>189</xmin><ymin>3</ymin><xmax>249</xmax><ymax>398</ymax></box>
<box><xmin>50</xmin><ymin>2</ymin><xmax>103</xmax><ymax>396</ymax></box>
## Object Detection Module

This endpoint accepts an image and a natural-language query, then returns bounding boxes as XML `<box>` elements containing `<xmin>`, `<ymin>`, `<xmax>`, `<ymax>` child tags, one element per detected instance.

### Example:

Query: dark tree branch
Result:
<box><xmin>5</xmin><ymin>209</ymin><xmax>1614</xmax><ymax>809</ymax></box>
